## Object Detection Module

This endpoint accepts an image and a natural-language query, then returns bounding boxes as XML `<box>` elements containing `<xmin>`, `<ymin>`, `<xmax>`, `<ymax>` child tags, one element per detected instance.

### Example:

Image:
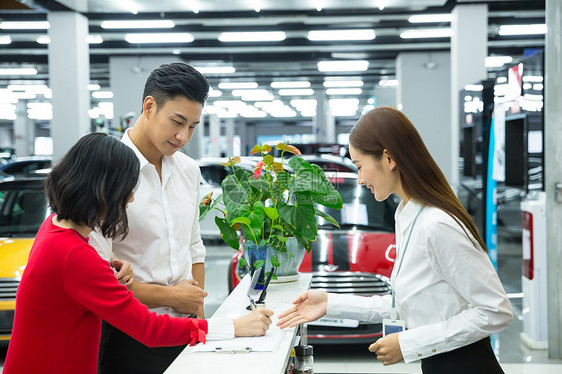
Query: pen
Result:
<box><xmin>257</xmin><ymin>268</ymin><xmax>275</xmax><ymax>304</ymax></box>
<box><xmin>247</xmin><ymin>293</ymin><xmax>257</xmax><ymax>311</ymax></box>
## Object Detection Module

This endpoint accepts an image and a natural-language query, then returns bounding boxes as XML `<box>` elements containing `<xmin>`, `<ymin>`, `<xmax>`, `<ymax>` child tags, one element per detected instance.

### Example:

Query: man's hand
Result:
<box><xmin>233</xmin><ymin>309</ymin><xmax>274</xmax><ymax>336</ymax></box>
<box><xmin>110</xmin><ymin>259</ymin><xmax>134</xmax><ymax>288</ymax></box>
<box><xmin>165</xmin><ymin>279</ymin><xmax>208</xmax><ymax>315</ymax></box>
<box><xmin>369</xmin><ymin>333</ymin><xmax>404</xmax><ymax>365</ymax></box>
<box><xmin>276</xmin><ymin>290</ymin><xmax>327</xmax><ymax>329</ymax></box>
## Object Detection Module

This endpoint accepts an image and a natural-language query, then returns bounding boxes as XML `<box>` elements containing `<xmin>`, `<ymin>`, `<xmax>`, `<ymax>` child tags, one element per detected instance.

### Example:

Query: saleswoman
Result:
<box><xmin>277</xmin><ymin>107</ymin><xmax>513</xmax><ymax>374</ymax></box>
<box><xmin>4</xmin><ymin>133</ymin><xmax>273</xmax><ymax>374</ymax></box>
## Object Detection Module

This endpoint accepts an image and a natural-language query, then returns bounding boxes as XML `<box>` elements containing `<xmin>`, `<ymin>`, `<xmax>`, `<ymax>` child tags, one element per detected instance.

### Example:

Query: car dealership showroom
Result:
<box><xmin>1</xmin><ymin>0</ymin><xmax>562</xmax><ymax>373</ymax></box>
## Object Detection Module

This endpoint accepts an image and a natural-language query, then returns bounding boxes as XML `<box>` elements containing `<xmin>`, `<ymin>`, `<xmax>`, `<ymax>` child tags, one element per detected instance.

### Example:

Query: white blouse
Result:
<box><xmin>326</xmin><ymin>199</ymin><xmax>513</xmax><ymax>363</ymax></box>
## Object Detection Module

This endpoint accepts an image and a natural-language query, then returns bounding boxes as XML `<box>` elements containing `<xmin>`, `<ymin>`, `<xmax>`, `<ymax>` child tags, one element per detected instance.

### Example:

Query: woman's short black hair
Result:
<box><xmin>141</xmin><ymin>62</ymin><xmax>209</xmax><ymax>112</ymax></box>
<box><xmin>45</xmin><ymin>133</ymin><xmax>140</xmax><ymax>240</ymax></box>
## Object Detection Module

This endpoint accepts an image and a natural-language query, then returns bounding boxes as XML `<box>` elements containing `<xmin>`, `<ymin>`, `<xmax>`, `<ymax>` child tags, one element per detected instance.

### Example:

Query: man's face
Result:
<box><xmin>146</xmin><ymin>96</ymin><xmax>203</xmax><ymax>156</ymax></box>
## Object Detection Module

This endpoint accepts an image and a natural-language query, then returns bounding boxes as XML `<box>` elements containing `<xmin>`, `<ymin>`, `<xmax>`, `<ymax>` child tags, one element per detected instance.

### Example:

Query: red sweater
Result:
<box><xmin>4</xmin><ymin>215</ymin><xmax>208</xmax><ymax>374</ymax></box>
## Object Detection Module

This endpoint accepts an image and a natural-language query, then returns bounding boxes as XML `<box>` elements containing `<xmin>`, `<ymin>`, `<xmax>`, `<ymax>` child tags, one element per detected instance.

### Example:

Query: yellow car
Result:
<box><xmin>0</xmin><ymin>174</ymin><xmax>48</xmax><ymax>345</ymax></box>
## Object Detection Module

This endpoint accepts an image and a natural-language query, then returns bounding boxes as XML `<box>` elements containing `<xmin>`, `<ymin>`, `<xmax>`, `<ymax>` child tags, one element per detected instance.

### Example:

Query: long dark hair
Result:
<box><xmin>45</xmin><ymin>133</ymin><xmax>140</xmax><ymax>240</ymax></box>
<box><xmin>349</xmin><ymin>107</ymin><xmax>487</xmax><ymax>252</ymax></box>
<box><xmin>142</xmin><ymin>62</ymin><xmax>209</xmax><ymax>112</ymax></box>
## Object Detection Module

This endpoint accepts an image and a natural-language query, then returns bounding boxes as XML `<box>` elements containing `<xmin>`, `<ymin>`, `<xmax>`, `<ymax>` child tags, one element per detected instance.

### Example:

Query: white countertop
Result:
<box><xmin>164</xmin><ymin>273</ymin><xmax>313</xmax><ymax>374</ymax></box>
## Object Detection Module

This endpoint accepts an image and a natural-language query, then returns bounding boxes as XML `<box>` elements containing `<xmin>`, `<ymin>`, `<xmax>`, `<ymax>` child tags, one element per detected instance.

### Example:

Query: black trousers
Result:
<box><xmin>98</xmin><ymin>321</ymin><xmax>187</xmax><ymax>374</ymax></box>
<box><xmin>421</xmin><ymin>338</ymin><xmax>504</xmax><ymax>374</ymax></box>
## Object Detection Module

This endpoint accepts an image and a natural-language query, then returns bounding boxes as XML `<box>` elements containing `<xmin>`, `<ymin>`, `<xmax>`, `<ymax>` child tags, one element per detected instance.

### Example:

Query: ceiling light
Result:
<box><xmin>270</xmin><ymin>81</ymin><xmax>310</xmax><ymax>88</ymax></box>
<box><xmin>88</xmin><ymin>84</ymin><xmax>101</xmax><ymax>91</ymax></box>
<box><xmin>400</xmin><ymin>28</ymin><xmax>453</xmax><ymax>38</ymax></box>
<box><xmin>101</xmin><ymin>20</ymin><xmax>175</xmax><ymax>29</ymax></box>
<box><xmin>317</xmin><ymin>60</ymin><xmax>369</xmax><ymax>72</ymax></box>
<box><xmin>326</xmin><ymin>88</ymin><xmax>362</xmax><ymax>95</ymax></box>
<box><xmin>498</xmin><ymin>24</ymin><xmax>547</xmax><ymax>36</ymax></box>
<box><xmin>278</xmin><ymin>89</ymin><xmax>314</xmax><ymax>96</ymax></box>
<box><xmin>379</xmin><ymin>79</ymin><xmax>399</xmax><ymax>87</ymax></box>
<box><xmin>464</xmin><ymin>84</ymin><xmax>483</xmax><ymax>92</ymax></box>
<box><xmin>408</xmin><ymin>14</ymin><xmax>453</xmax><ymax>23</ymax></box>
<box><xmin>193</xmin><ymin>66</ymin><xmax>236</xmax><ymax>74</ymax></box>
<box><xmin>241</xmin><ymin>94</ymin><xmax>274</xmax><ymax>102</ymax></box>
<box><xmin>323</xmin><ymin>80</ymin><xmax>363</xmax><ymax>88</ymax></box>
<box><xmin>522</xmin><ymin>76</ymin><xmax>543</xmax><ymax>83</ymax></box>
<box><xmin>232</xmin><ymin>89</ymin><xmax>271</xmax><ymax>97</ymax></box>
<box><xmin>213</xmin><ymin>100</ymin><xmax>247</xmax><ymax>109</ymax></box>
<box><xmin>307</xmin><ymin>29</ymin><xmax>375</xmax><ymax>41</ymax></box>
<box><xmin>92</xmin><ymin>91</ymin><xmax>114</xmax><ymax>99</ymax></box>
<box><xmin>0</xmin><ymin>21</ymin><xmax>49</xmax><ymax>30</ymax></box>
<box><xmin>125</xmin><ymin>33</ymin><xmax>194</xmax><ymax>43</ymax></box>
<box><xmin>496</xmin><ymin>77</ymin><xmax>507</xmax><ymax>84</ymax></box>
<box><xmin>87</xmin><ymin>35</ymin><xmax>103</xmax><ymax>44</ymax></box>
<box><xmin>37</xmin><ymin>36</ymin><xmax>50</xmax><ymax>44</ymax></box>
<box><xmin>0</xmin><ymin>68</ymin><xmax>37</xmax><ymax>76</ymax></box>
<box><xmin>0</xmin><ymin>36</ymin><xmax>11</xmax><ymax>45</ymax></box>
<box><xmin>218</xmin><ymin>32</ymin><xmax>286</xmax><ymax>42</ymax></box>
<box><xmin>485</xmin><ymin>56</ymin><xmax>513</xmax><ymax>68</ymax></box>
<box><xmin>208</xmin><ymin>89</ymin><xmax>222</xmax><ymax>97</ymax></box>
<box><xmin>172</xmin><ymin>49</ymin><xmax>181</xmax><ymax>55</ymax></box>
<box><xmin>218</xmin><ymin>82</ymin><xmax>258</xmax><ymax>89</ymax></box>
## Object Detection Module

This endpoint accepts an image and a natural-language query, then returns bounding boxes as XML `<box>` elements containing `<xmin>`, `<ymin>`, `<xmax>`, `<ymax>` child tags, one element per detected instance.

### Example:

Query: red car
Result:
<box><xmin>229</xmin><ymin>173</ymin><xmax>398</xmax><ymax>344</ymax></box>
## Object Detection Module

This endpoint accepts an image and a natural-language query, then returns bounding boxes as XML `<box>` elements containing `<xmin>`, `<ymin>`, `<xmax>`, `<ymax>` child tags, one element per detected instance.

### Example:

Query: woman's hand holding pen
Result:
<box><xmin>369</xmin><ymin>333</ymin><xmax>404</xmax><ymax>365</ymax></box>
<box><xmin>110</xmin><ymin>259</ymin><xmax>135</xmax><ymax>288</ymax></box>
<box><xmin>276</xmin><ymin>290</ymin><xmax>328</xmax><ymax>329</ymax></box>
<box><xmin>234</xmin><ymin>309</ymin><xmax>274</xmax><ymax>336</ymax></box>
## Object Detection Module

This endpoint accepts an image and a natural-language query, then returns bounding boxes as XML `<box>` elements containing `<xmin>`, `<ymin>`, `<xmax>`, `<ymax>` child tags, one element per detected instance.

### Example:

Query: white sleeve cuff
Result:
<box><xmin>206</xmin><ymin>317</ymin><xmax>235</xmax><ymax>341</ymax></box>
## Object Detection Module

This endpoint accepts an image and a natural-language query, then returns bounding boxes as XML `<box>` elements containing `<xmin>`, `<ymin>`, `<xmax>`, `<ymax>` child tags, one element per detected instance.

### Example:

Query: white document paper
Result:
<box><xmin>192</xmin><ymin>329</ymin><xmax>281</xmax><ymax>353</ymax></box>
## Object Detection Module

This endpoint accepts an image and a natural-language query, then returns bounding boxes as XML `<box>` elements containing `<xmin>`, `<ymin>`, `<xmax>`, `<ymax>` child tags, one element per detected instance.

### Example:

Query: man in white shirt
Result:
<box><xmin>91</xmin><ymin>63</ymin><xmax>214</xmax><ymax>374</ymax></box>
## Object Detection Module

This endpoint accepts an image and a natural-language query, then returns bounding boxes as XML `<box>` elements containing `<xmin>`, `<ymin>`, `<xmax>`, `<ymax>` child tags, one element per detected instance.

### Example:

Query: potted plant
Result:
<box><xmin>199</xmin><ymin>143</ymin><xmax>342</xmax><ymax>288</ymax></box>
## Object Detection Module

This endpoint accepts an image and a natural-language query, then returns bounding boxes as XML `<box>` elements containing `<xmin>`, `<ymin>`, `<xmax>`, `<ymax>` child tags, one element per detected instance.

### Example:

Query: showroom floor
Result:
<box><xmin>1</xmin><ymin>236</ymin><xmax>562</xmax><ymax>373</ymax></box>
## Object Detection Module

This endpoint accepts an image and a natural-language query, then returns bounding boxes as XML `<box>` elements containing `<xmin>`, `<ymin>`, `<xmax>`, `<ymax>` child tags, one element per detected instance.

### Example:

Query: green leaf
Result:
<box><xmin>239</xmin><ymin>201</ymin><xmax>265</xmax><ymax>244</ymax></box>
<box><xmin>272</xmin><ymin>224</ymin><xmax>284</xmax><ymax>231</ymax></box>
<box><xmin>310</xmin><ymin>164</ymin><xmax>343</xmax><ymax>209</ymax></box>
<box><xmin>315</xmin><ymin>208</ymin><xmax>340</xmax><ymax>228</ymax></box>
<box><xmin>277</xmin><ymin>201</ymin><xmax>317</xmax><ymax>241</ymax></box>
<box><xmin>239</xmin><ymin>257</ymin><xmax>247</xmax><ymax>269</ymax></box>
<box><xmin>276</xmin><ymin>143</ymin><xmax>302</xmax><ymax>155</ymax></box>
<box><xmin>264</xmin><ymin>207</ymin><xmax>279</xmax><ymax>220</ymax></box>
<box><xmin>231</xmin><ymin>216</ymin><xmax>251</xmax><ymax>226</ymax></box>
<box><xmin>215</xmin><ymin>216</ymin><xmax>239</xmax><ymax>250</ymax></box>
<box><xmin>222</xmin><ymin>176</ymin><xmax>251</xmax><ymax>207</ymax></box>
<box><xmin>263</xmin><ymin>154</ymin><xmax>274</xmax><ymax>165</ymax></box>
<box><xmin>199</xmin><ymin>203</ymin><xmax>210</xmax><ymax>222</ymax></box>
<box><xmin>276</xmin><ymin>234</ymin><xmax>288</xmax><ymax>243</ymax></box>
<box><xmin>276</xmin><ymin>171</ymin><xmax>291</xmax><ymax>190</ymax></box>
<box><xmin>253</xmin><ymin>260</ymin><xmax>265</xmax><ymax>269</ymax></box>
<box><xmin>271</xmin><ymin>256</ymin><xmax>281</xmax><ymax>268</ymax></box>
<box><xmin>249</xmin><ymin>178</ymin><xmax>270</xmax><ymax>198</ymax></box>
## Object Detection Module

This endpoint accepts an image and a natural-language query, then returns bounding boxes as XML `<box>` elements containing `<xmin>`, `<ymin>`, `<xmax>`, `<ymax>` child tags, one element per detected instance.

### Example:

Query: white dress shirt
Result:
<box><xmin>90</xmin><ymin>130</ymin><xmax>234</xmax><ymax>340</ymax></box>
<box><xmin>326</xmin><ymin>199</ymin><xmax>513</xmax><ymax>363</ymax></box>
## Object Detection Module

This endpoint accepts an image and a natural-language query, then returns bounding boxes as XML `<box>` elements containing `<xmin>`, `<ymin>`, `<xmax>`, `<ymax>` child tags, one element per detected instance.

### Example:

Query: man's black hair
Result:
<box><xmin>141</xmin><ymin>62</ymin><xmax>209</xmax><ymax>112</ymax></box>
<box><xmin>45</xmin><ymin>133</ymin><xmax>140</xmax><ymax>240</ymax></box>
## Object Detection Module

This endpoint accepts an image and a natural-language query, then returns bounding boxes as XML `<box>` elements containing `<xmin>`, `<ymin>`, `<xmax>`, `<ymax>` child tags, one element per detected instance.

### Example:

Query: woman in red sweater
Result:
<box><xmin>4</xmin><ymin>133</ymin><xmax>273</xmax><ymax>374</ymax></box>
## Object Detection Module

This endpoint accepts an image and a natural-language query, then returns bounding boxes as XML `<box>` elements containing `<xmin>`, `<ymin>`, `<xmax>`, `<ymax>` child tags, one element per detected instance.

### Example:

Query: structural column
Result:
<box><xmin>14</xmin><ymin>100</ymin><xmax>34</xmax><ymax>157</ymax></box>
<box><xmin>313</xmin><ymin>89</ymin><xmax>336</xmax><ymax>143</ymax></box>
<box><xmin>48</xmin><ymin>11</ymin><xmax>90</xmax><ymax>161</ymax></box>
<box><xmin>545</xmin><ymin>0</ymin><xmax>562</xmax><ymax>359</ymax></box>
<box><xmin>450</xmin><ymin>4</ymin><xmax>488</xmax><ymax>187</ymax></box>
<box><xmin>208</xmin><ymin>114</ymin><xmax>221</xmax><ymax>157</ymax></box>
<box><xmin>396</xmin><ymin>52</ymin><xmax>451</xmax><ymax>180</ymax></box>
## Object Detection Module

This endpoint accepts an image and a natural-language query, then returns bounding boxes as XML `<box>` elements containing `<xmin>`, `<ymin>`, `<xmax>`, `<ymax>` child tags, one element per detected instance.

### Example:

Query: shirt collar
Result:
<box><xmin>122</xmin><ymin>129</ymin><xmax>150</xmax><ymax>170</ymax></box>
<box><xmin>395</xmin><ymin>198</ymin><xmax>423</xmax><ymax>234</ymax></box>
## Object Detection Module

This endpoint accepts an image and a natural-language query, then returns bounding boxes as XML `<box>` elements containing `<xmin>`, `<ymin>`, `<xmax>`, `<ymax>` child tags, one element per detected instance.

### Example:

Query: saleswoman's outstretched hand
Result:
<box><xmin>276</xmin><ymin>290</ymin><xmax>328</xmax><ymax>329</ymax></box>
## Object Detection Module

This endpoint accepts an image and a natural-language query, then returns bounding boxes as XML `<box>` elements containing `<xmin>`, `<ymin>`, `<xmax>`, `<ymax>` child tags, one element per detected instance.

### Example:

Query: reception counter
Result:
<box><xmin>164</xmin><ymin>273</ymin><xmax>313</xmax><ymax>374</ymax></box>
